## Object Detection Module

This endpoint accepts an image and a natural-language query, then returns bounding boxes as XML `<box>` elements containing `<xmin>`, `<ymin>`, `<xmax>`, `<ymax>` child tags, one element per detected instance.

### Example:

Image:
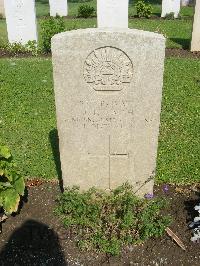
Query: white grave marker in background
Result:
<box><xmin>181</xmin><ymin>0</ymin><xmax>190</xmax><ymax>6</ymax></box>
<box><xmin>191</xmin><ymin>0</ymin><xmax>200</xmax><ymax>51</ymax></box>
<box><xmin>0</xmin><ymin>0</ymin><xmax>5</xmax><ymax>18</ymax></box>
<box><xmin>161</xmin><ymin>0</ymin><xmax>181</xmax><ymax>18</ymax></box>
<box><xmin>4</xmin><ymin>0</ymin><xmax>37</xmax><ymax>44</ymax></box>
<box><xmin>49</xmin><ymin>0</ymin><xmax>68</xmax><ymax>17</ymax></box>
<box><xmin>97</xmin><ymin>0</ymin><xmax>129</xmax><ymax>28</ymax></box>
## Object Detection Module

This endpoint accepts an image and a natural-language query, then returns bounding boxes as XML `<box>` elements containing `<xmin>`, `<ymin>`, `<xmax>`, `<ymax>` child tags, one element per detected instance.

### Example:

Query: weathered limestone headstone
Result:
<box><xmin>161</xmin><ymin>0</ymin><xmax>181</xmax><ymax>18</ymax></box>
<box><xmin>52</xmin><ymin>28</ymin><xmax>165</xmax><ymax>196</ymax></box>
<box><xmin>191</xmin><ymin>0</ymin><xmax>200</xmax><ymax>51</ymax></box>
<box><xmin>49</xmin><ymin>0</ymin><xmax>68</xmax><ymax>17</ymax></box>
<box><xmin>4</xmin><ymin>0</ymin><xmax>37</xmax><ymax>44</ymax></box>
<box><xmin>0</xmin><ymin>0</ymin><xmax>5</xmax><ymax>18</ymax></box>
<box><xmin>97</xmin><ymin>0</ymin><xmax>129</xmax><ymax>28</ymax></box>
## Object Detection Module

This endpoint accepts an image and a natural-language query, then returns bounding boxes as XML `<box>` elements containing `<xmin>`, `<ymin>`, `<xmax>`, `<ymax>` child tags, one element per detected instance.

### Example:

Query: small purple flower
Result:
<box><xmin>144</xmin><ymin>193</ymin><xmax>154</xmax><ymax>199</ymax></box>
<box><xmin>163</xmin><ymin>184</ymin><xmax>169</xmax><ymax>193</ymax></box>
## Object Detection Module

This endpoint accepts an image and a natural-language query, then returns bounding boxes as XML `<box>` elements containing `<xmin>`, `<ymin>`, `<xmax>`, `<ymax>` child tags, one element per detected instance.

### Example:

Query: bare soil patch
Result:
<box><xmin>166</xmin><ymin>48</ymin><xmax>200</xmax><ymax>59</ymax></box>
<box><xmin>0</xmin><ymin>182</ymin><xmax>200</xmax><ymax>265</ymax></box>
<box><xmin>1</xmin><ymin>48</ymin><xmax>200</xmax><ymax>60</ymax></box>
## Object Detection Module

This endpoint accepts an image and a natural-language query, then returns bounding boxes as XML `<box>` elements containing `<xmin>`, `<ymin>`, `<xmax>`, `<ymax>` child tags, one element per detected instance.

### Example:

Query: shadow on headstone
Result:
<box><xmin>0</xmin><ymin>219</ymin><xmax>67</xmax><ymax>265</ymax></box>
<box><xmin>148</xmin><ymin>0</ymin><xmax>162</xmax><ymax>4</ymax></box>
<box><xmin>49</xmin><ymin>129</ymin><xmax>64</xmax><ymax>192</ymax></box>
<box><xmin>169</xmin><ymin>38</ymin><xmax>191</xmax><ymax>50</ymax></box>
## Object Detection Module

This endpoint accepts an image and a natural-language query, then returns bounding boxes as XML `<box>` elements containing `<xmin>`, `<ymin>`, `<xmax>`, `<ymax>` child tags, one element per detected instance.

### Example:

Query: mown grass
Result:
<box><xmin>129</xmin><ymin>19</ymin><xmax>193</xmax><ymax>49</ymax></box>
<box><xmin>0</xmin><ymin>58</ymin><xmax>55</xmax><ymax>178</ymax></box>
<box><xmin>0</xmin><ymin>17</ymin><xmax>193</xmax><ymax>49</ymax></box>
<box><xmin>0</xmin><ymin>57</ymin><xmax>199</xmax><ymax>183</ymax></box>
<box><xmin>0</xmin><ymin>0</ymin><xmax>194</xmax><ymax>48</ymax></box>
<box><xmin>157</xmin><ymin>58</ymin><xmax>200</xmax><ymax>184</ymax></box>
<box><xmin>35</xmin><ymin>0</ymin><xmax>194</xmax><ymax>18</ymax></box>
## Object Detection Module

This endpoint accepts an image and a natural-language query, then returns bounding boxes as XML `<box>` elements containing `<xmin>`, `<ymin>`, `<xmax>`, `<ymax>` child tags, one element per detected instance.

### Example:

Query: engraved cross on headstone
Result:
<box><xmin>108</xmin><ymin>135</ymin><xmax>129</xmax><ymax>188</ymax></box>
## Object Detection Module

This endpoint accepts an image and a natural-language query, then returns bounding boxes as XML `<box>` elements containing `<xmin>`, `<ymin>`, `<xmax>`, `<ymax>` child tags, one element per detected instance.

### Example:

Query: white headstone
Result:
<box><xmin>161</xmin><ymin>0</ymin><xmax>181</xmax><ymax>18</ymax></box>
<box><xmin>4</xmin><ymin>0</ymin><xmax>37</xmax><ymax>45</ymax></box>
<box><xmin>191</xmin><ymin>0</ymin><xmax>200</xmax><ymax>51</ymax></box>
<box><xmin>0</xmin><ymin>0</ymin><xmax>5</xmax><ymax>18</ymax></box>
<box><xmin>49</xmin><ymin>0</ymin><xmax>68</xmax><ymax>17</ymax></box>
<box><xmin>51</xmin><ymin>28</ymin><xmax>165</xmax><ymax>197</ymax></box>
<box><xmin>97</xmin><ymin>0</ymin><xmax>128</xmax><ymax>28</ymax></box>
<box><xmin>181</xmin><ymin>0</ymin><xmax>190</xmax><ymax>6</ymax></box>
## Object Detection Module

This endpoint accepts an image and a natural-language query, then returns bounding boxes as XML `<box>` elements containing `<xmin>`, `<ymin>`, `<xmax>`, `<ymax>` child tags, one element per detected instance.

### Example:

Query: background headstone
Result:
<box><xmin>191</xmin><ymin>0</ymin><xmax>200</xmax><ymax>51</ymax></box>
<box><xmin>52</xmin><ymin>28</ymin><xmax>165</xmax><ymax>197</ymax></box>
<box><xmin>0</xmin><ymin>0</ymin><xmax>5</xmax><ymax>18</ymax></box>
<box><xmin>181</xmin><ymin>0</ymin><xmax>190</xmax><ymax>6</ymax></box>
<box><xmin>49</xmin><ymin>0</ymin><xmax>68</xmax><ymax>17</ymax></box>
<box><xmin>97</xmin><ymin>0</ymin><xmax>129</xmax><ymax>28</ymax></box>
<box><xmin>4</xmin><ymin>0</ymin><xmax>37</xmax><ymax>45</ymax></box>
<box><xmin>161</xmin><ymin>0</ymin><xmax>181</xmax><ymax>18</ymax></box>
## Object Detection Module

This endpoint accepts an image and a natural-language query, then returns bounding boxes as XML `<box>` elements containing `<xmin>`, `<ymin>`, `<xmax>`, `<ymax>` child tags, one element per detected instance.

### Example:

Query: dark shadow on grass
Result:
<box><xmin>49</xmin><ymin>129</ymin><xmax>64</xmax><ymax>192</ymax></box>
<box><xmin>129</xmin><ymin>0</ymin><xmax>162</xmax><ymax>4</ymax></box>
<box><xmin>146</xmin><ymin>0</ymin><xmax>162</xmax><ymax>4</ymax></box>
<box><xmin>0</xmin><ymin>219</ymin><xmax>67</xmax><ymax>265</ymax></box>
<box><xmin>152</xmin><ymin>12</ymin><xmax>161</xmax><ymax>17</ymax></box>
<box><xmin>170</xmin><ymin>38</ymin><xmax>191</xmax><ymax>50</ymax></box>
<box><xmin>36</xmin><ymin>0</ymin><xmax>49</xmax><ymax>4</ymax></box>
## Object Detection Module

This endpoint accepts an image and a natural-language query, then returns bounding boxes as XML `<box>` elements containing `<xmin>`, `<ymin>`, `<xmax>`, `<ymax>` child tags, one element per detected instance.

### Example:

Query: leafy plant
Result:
<box><xmin>40</xmin><ymin>16</ymin><xmax>65</xmax><ymax>53</ymax></box>
<box><xmin>6</xmin><ymin>41</ymin><xmax>38</xmax><ymax>56</ymax></box>
<box><xmin>0</xmin><ymin>145</ymin><xmax>25</xmax><ymax>215</ymax></box>
<box><xmin>135</xmin><ymin>1</ymin><xmax>153</xmax><ymax>18</ymax></box>
<box><xmin>25</xmin><ymin>41</ymin><xmax>38</xmax><ymax>56</ymax></box>
<box><xmin>55</xmin><ymin>184</ymin><xmax>171</xmax><ymax>256</ymax></box>
<box><xmin>77</xmin><ymin>4</ymin><xmax>95</xmax><ymax>18</ymax></box>
<box><xmin>163</xmin><ymin>12</ymin><xmax>179</xmax><ymax>20</ymax></box>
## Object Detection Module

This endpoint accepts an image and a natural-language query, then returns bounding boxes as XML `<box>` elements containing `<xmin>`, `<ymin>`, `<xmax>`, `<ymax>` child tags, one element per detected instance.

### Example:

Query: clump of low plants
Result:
<box><xmin>40</xmin><ymin>15</ymin><xmax>65</xmax><ymax>53</ymax></box>
<box><xmin>6</xmin><ymin>41</ymin><xmax>38</xmax><ymax>56</ymax></box>
<box><xmin>55</xmin><ymin>183</ymin><xmax>171</xmax><ymax>256</ymax></box>
<box><xmin>0</xmin><ymin>145</ymin><xmax>25</xmax><ymax>221</ymax></box>
<box><xmin>77</xmin><ymin>4</ymin><xmax>95</xmax><ymax>18</ymax></box>
<box><xmin>163</xmin><ymin>12</ymin><xmax>175</xmax><ymax>20</ymax></box>
<box><xmin>135</xmin><ymin>1</ymin><xmax>153</xmax><ymax>18</ymax></box>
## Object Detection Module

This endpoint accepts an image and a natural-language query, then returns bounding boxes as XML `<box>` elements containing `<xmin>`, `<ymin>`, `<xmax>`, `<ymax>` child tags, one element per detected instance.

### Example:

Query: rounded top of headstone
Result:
<box><xmin>51</xmin><ymin>28</ymin><xmax>165</xmax><ymax>43</ymax></box>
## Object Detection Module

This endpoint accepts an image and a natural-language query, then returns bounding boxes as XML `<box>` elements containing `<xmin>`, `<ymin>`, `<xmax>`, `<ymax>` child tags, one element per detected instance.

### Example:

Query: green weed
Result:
<box><xmin>55</xmin><ymin>184</ymin><xmax>171</xmax><ymax>256</ymax></box>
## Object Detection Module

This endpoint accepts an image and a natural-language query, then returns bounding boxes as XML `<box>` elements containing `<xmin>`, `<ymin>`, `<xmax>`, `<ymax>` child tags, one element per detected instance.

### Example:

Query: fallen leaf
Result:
<box><xmin>165</xmin><ymin>227</ymin><xmax>186</xmax><ymax>251</ymax></box>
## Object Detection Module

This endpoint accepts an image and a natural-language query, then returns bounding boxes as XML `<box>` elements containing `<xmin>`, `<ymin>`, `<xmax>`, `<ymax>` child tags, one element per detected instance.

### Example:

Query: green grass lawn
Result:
<box><xmin>0</xmin><ymin>0</ymin><xmax>194</xmax><ymax>48</ymax></box>
<box><xmin>0</xmin><ymin>17</ymin><xmax>193</xmax><ymax>49</ymax></box>
<box><xmin>35</xmin><ymin>0</ymin><xmax>194</xmax><ymax>18</ymax></box>
<box><xmin>0</xmin><ymin>57</ymin><xmax>199</xmax><ymax>184</ymax></box>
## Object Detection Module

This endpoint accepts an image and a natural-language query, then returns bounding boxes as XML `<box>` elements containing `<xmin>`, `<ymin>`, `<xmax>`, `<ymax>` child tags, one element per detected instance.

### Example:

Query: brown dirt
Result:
<box><xmin>0</xmin><ymin>182</ymin><xmax>200</xmax><ymax>266</ymax></box>
<box><xmin>0</xmin><ymin>49</ymin><xmax>50</xmax><ymax>58</ymax></box>
<box><xmin>166</xmin><ymin>48</ymin><xmax>200</xmax><ymax>59</ymax></box>
<box><xmin>130</xmin><ymin>16</ymin><xmax>193</xmax><ymax>21</ymax></box>
<box><xmin>1</xmin><ymin>48</ymin><xmax>200</xmax><ymax>60</ymax></box>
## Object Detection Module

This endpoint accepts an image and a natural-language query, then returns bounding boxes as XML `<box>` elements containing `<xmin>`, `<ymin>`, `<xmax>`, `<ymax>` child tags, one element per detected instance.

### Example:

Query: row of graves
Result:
<box><xmin>0</xmin><ymin>0</ymin><xmax>199</xmax><ymax>51</ymax></box>
<box><xmin>0</xmin><ymin>0</ymin><xmax>195</xmax><ymax>19</ymax></box>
